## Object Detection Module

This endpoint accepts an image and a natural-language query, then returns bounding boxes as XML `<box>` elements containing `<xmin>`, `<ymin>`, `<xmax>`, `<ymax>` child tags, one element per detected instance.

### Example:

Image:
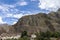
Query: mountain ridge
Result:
<box><xmin>0</xmin><ymin>9</ymin><xmax>60</xmax><ymax>34</ymax></box>
<box><xmin>13</xmin><ymin>9</ymin><xmax>60</xmax><ymax>34</ymax></box>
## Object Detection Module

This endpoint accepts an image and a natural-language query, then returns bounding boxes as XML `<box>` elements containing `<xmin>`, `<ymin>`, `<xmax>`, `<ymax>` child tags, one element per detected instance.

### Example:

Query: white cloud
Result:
<box><xmin>17</xmin><ymin>1</ymin><xmax>28</xmax><ymax>6</ymax></box>
<box><xmin>13</xmin><ymin>14</ymin><xmax>24</xmax><ymax>18</ymax></box>
<box><xmin>0</xmin><ymin>16</ymin><xmax>6</xmax><ymax>24</ymax></box>
<box><xmin>0</xmin><ymin>4</ymin><xmax>16</xmax><ymax>14</ymax></box>
<box><xmin>0</xmin><ymin>2</ymin><xmax>36</xmax><ymax>24</ymax></box>
<box><xmin>38</xmin><ymin>0</ymin><xmax>60</xmax><ymax>11</ymax></box>
<box><xmin>0</xmin><ymin>2</ymin><xmax>27</xmax><ymax>24</ymax></box>
<box><xmin>0</xmin><ymin>5</ymin><xmax>9</xmax><ymax>12</ymax></box>
<box><xmin>0</xmin><ymin>4</ymin><xmax>18</xmax><ymax>24</ymax></box>
<box><xmin>6</xmin><ymin>13</ymin><xmax>28</xmax><ymax>19</ymax></box>
<box><xmin>2</xmin><ymin>10</ymin><xmax>32</xmax><ymax>19</ymax></box>
<box><xmin>6</xmin><ymin>13</ymin><xmax>31</xmax><ymax>25</ymax></box>
<box><xmin>13</xmin><ymin>13</ymin><xmax>30</xmax><ymax>18</ymax></box>
<box><xmin>5</xmin><ymin>13</ymin><xmax>23</xmax><ymax>19</ymax></box>
<box><xmin>12</xmin><ymin>21</ymin><xmax>17</xmax><ymax>25</ymax></box>
<box><xmin>6</xmin><ymin>14</ymin><xmax>13</xmax><ymax>17</ymax></box>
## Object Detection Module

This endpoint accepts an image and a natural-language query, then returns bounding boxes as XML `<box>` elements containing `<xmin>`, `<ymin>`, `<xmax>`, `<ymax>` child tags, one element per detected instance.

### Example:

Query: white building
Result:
<box><xmin>30</xmin><ymin>34</ymin><xmax>36</xmax><ymax>40</ymax></box>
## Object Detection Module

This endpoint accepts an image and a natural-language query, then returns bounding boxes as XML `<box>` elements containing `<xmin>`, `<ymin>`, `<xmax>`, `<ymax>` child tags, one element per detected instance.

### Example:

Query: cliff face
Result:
<box><xmin>13</xmin><ymin>9</ymin><xmax>60</xmax><ymax>34</ymax></box>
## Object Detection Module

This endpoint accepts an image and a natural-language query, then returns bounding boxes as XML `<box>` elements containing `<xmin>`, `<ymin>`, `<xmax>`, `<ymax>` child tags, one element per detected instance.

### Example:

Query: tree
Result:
<box><xmin>45</xmin><ymin>31</ymin><xmax>52</xmax><ymax>40</ymax></box>
<box><xmin>18</xmin><ymin>36</ymin><xmax>30</xmax><ymax>40</ymax></box>
<box><xmin>36</xmin><ymin>31</ymin><xmax>46</xmax><ymax>40</ymax></box>
<box><xmin>53</xmin><ymin>32</ymin><xmax>60</xmax><ymax>38</ymax></box>
<box><xmin>21</xmin><ymin>31</ymin><xmax>28</xmax><ymax>38</ymax></box>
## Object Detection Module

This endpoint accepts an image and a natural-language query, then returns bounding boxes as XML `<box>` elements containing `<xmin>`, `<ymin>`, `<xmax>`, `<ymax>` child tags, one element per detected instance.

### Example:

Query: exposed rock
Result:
<box><xmin>0</xmin><ymin>24</ymin><xmax>15</xmax><ymax>35</ymax></box>
<box><xmin>13</xmin><ymin>9</ymin><xmax>60</xmax><ymax>34</ymax></box>
<box><xmin>0</xmin><ymin>9</ymin><xmax>60</xmax><ymax>34</ymax></box>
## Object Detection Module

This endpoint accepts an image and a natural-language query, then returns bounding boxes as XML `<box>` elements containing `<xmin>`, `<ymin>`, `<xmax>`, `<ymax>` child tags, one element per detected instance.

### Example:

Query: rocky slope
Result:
<box><xmin>13</xmin><ymin>9</ymin><xmax>60</xmax><ymax>34</ymax></box>
<box><xmin>0</xmin><ymin>9</ymin><xmax>60</xmax><ymax>35</ymax></box>
<box><xmin>0</xmin><ymin>24</ymin><xmax>15</xmax><ymax>35</ymax></box>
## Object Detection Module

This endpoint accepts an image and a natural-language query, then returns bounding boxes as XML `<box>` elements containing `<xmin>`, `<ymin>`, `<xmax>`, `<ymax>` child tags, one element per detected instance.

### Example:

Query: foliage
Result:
<box><xmin>18</xmin><ymin>36</ymin><xmax>30</xmax><ymax>40</ymax></box>
<box><xmin>6</xmin><ymin>31</ymin><xmax>60</xmax><ymax>40</ymax></box>
<box><xmin>6</xmin><ymin>38</ymin><xmax>17</xmax><ymax>40</ymax></box>
<box><xmin>52</xmin><ymin>32</ymin><xmax>60</xmax><ymax>38</ymax></box>
<box><xmin>21</xmin><ymin>31</ymin><xmax>28</xmax><ymax>38</ymax></box>
<box><xmin>36</xmin><ymin>31</ymin><xmax>60</xmax><ymax>40</ymax></box>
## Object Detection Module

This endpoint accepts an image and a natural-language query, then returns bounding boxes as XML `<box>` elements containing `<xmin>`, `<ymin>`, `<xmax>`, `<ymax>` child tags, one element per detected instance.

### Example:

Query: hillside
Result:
<box><xmin>0</xmin><ymin>9</ymin><xmax>60</xmax><ymax>35</ymax></box>
<box><xmin>13</xmin><ymin>9</ymin><xmax>60</xmax><ymax>34</ymax></box>
<box><xmin>0</xmin><ymin>24</ymin><xmax>15</xmax><ymax>35</ymax></box>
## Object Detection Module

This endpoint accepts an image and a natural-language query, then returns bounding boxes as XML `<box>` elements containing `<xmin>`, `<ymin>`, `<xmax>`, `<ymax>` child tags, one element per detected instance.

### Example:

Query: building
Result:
<box><xmin>30</xmin><ymin>34</ymin><xmax>36</xmax><ymax>40</ymax></box>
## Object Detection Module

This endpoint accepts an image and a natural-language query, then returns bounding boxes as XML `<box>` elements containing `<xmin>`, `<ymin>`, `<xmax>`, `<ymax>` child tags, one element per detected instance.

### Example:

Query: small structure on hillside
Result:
<box><xmin>30</xmin><ymin>34</ymin><xmax>36</xmax><ymax>40</ymax></box>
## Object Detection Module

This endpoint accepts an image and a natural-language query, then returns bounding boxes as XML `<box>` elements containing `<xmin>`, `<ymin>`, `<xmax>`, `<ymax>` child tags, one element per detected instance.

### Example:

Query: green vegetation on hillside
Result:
<box><xmin>5</xmin><ymin>31</ymin><xmax>60</xmax><ymax>40</ymax></box>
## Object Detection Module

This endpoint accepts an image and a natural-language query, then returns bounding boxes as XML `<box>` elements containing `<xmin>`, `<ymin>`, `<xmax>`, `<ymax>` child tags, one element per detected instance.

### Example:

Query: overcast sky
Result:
<box><xmin>0</xmin><ymin>0</ymin><xmax>60</xmax><ymax>25</ymax></box>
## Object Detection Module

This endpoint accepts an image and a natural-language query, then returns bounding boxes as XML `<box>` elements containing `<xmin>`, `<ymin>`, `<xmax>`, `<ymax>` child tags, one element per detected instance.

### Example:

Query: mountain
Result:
<box><xmin>13</xmin><ymin>9</ymin><xmax>60</xmax><ymax>34</ymax></box>
<box><xmin>0</xmin><ymin>9</ymin><xmax>60</xmax><ymax>35</ymax></box>
<box><xmin>0</xmin><ymin>24</ymin><xmax>15</xmax><ymax>35</ymax></box>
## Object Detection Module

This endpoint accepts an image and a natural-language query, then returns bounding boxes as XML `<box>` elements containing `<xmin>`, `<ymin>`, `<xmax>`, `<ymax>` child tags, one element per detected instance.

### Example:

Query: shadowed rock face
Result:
<box><xmin>13</xmin><ymin>9</ymin><xmax>60</xmax><ymax>34</ymax></box>
<box><xmin>58</xmin><ymin>8</ymin><xmax>60</xmax><ymax>11</ymax></box>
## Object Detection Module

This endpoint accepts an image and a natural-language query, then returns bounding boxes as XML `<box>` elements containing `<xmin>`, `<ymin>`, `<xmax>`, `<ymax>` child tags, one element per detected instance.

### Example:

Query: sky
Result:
<box><xmin>0</xmin><ymin>0</ymin><xmax>60</xmax><ymax>25</ymax></box>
